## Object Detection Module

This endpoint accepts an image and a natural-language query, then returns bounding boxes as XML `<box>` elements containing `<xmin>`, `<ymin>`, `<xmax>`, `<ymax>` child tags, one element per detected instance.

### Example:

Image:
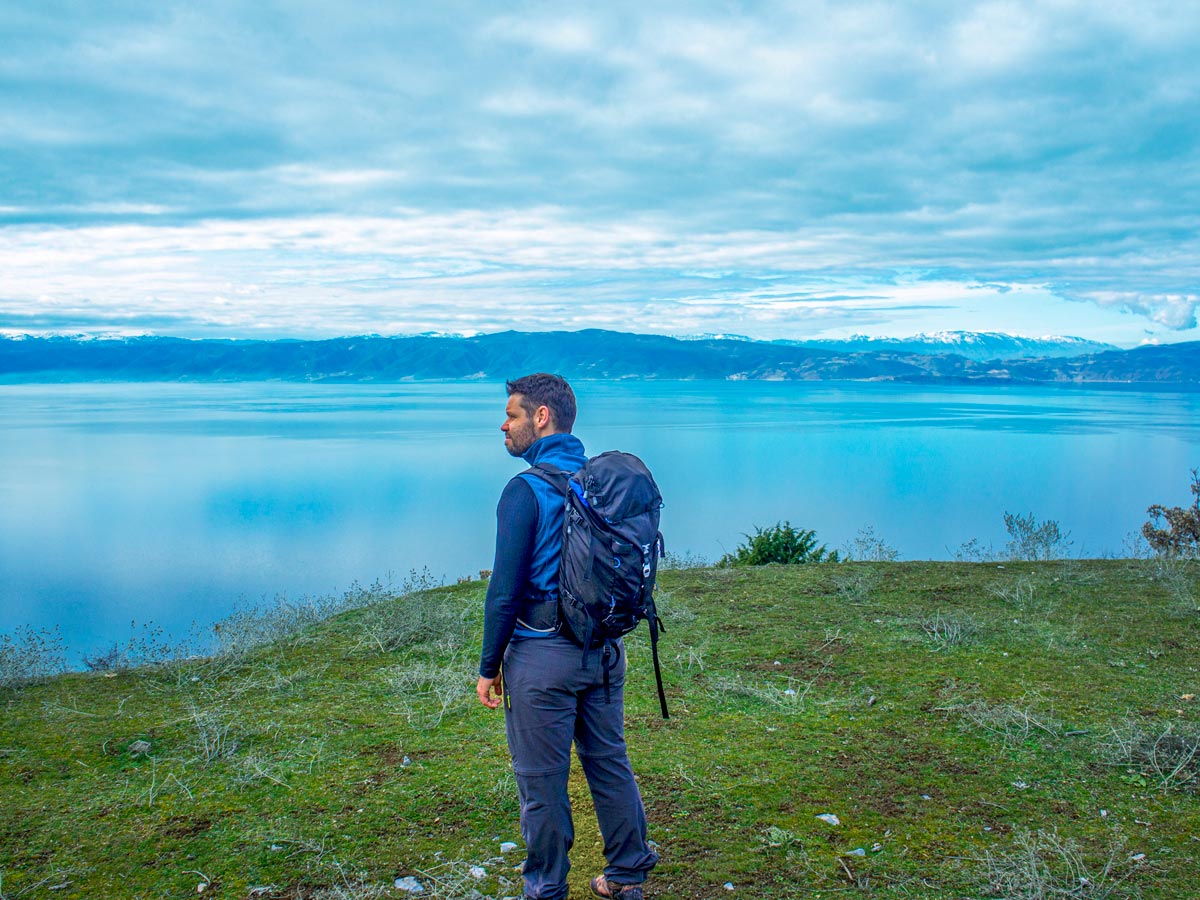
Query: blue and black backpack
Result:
<box><xmin>528</xmin><ymin>451</ymin><xmax>670</xmax><ymax>719</ymax></box>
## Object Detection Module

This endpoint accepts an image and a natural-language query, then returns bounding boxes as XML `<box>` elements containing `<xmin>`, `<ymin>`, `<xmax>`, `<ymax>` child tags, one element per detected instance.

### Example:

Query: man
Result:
<box><xmin>477</xmin><ymin>373</ymin><xmax>658</xmax><ymax>900</ymax></box>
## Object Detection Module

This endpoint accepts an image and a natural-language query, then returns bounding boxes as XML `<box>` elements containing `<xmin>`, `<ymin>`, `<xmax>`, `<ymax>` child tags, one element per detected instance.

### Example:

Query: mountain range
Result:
<box><xmin>781</xmin><ymin>331</ymin><xmax>1118</xmax><ymax>361</ymax></box>
<box><xmin>678</xmin><ymin>331</ymin><xmax>1117</xmax><ymax>361</ymax></box>
<box><xmin>1</xmin><ymin>331</ymin><xmax>1197</xmax><ymax>385</ymax></box>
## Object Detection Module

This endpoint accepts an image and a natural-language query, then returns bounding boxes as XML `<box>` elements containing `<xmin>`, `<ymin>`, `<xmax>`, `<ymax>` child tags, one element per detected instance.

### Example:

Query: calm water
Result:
<box><xmin>2</xmin><ymin>380</ymin><xmax>1198</xmax><ymax>660</ymax></box>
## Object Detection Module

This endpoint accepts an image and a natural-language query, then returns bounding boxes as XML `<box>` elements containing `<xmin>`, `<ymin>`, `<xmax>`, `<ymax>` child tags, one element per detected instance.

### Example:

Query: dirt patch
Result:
<box><xmin>358</xmin><ymin>741</ymin><xmax>404</xmax><ymax>767</ymax></box>
<box><xmin>902</xmin><ymin>745</ymin><xmax>982</xmax><ymax>776</ymax></box>
<box><xmin>163</xmin><ymin>814</ymin><xmax>213</xmax><ymax>838</ymax></box>
<box><xmin>864</xmin><ymin>793</ymin><xmax>909</xmax><ymax>818</ymax></box>
<box><xmin>746</xmin><ymin>656</ymin><xmax>844</xmax><ymax>678</ymax></box>
<box><xmin>351</xmin><ymin>771</ymin><xmax>391</xmax><ymax>795</ymax></box>
<box><xmin>1049</xmin><ymin>798</ymin><xmax>1080</xmax><ymax>819</ymax></box>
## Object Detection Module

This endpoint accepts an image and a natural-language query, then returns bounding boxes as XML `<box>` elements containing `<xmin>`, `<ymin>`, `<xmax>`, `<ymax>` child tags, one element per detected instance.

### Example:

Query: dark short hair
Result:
<box><xmin>506</xmin><ymin>373</ymin><xmax>577</xmax><ymax>432</ymax></box>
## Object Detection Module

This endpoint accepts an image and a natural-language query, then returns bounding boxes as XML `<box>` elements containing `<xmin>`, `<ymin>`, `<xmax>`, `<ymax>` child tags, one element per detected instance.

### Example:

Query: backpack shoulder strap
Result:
<box><xmin>523</xmin><ymin>462</ymin><xmax>571</xmax><ymax>496</ymax></box>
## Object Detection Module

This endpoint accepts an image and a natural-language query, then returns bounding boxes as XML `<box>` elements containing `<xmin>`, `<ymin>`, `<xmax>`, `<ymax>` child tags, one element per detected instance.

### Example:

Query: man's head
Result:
<box><xmin>502</xmin><ymin>373</ymin><xmax>576</xmax><ymax>458</ymax></box>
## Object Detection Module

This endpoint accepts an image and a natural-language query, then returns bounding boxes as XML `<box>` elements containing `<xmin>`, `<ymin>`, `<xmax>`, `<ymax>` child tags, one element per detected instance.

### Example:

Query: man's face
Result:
<box><xmin>502</xmin><ymin>394</ymin><xmax>539</xmax><ymax>457</ymax></box>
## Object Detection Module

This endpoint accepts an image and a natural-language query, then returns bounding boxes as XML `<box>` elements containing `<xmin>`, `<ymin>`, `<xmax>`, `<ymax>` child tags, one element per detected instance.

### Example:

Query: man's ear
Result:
<box><xmin>533</xmin><ymin>405</ymin><xmax>553</xmax><ymax>432</ymax></box>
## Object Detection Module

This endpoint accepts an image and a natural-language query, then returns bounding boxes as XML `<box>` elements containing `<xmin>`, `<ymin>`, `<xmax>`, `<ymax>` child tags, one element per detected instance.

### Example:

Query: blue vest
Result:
<box><xmin>517</xmin><ymin>432</ymin><xmax>587</xmax><ymax>610</ymax></box>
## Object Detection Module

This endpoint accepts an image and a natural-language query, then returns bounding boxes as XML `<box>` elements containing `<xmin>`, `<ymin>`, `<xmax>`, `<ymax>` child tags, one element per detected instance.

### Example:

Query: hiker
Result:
<box><xmin>476</xmin><ymin>373</ymin><xmax>659</xmax><ymax>900</ymax></box>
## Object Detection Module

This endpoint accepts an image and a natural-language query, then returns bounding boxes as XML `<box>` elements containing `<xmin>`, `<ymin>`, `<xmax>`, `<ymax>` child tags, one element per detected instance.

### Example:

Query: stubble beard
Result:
<box><xmin>505</xmin><ymin>423</ymin><xmax>535</xmax><ymax>458</ymax></box>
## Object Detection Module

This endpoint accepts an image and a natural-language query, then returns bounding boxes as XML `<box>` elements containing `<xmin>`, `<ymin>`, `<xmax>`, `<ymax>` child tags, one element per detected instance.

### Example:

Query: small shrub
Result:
<box><xmin>921</xmin><ymin>612</ymin><xmax>978</xmax><ymax>649</ymax></box>
<box><xmin>952</xmin><ymin>537</ymin><xmax>997</xmax><ymax>562</ymax></box>
<box><xmin>355</xmin><ymin>590</ymin><xmax>473</xmax><ymax>655</ymax></box>
<box><xmin>186</xmin><ymin>699</ymin><xmax>240</xmax><ymax>763</ymax></box>
<box><xmin>211</xmin><ymin>572</ymin><xmax>446</xmax><ymax>660</ymax></box>
<box><xmin>1004</xmin><ymin>511</ymin><xmax>1073</xmax><ymax>561</ymax></box>
<box><xmin>946</xmin><ymin>694</ymin><xmax>1062</xmax><ymax>746</ymax></box>
<box><xmin>761</xmin><ymin>825</ymin><xmax>802</xmax><ymax>849</ymax></box>
<box><xmin>1148</xmin><ymin>554</ymin><xmax>1198</xmax><ymax>614</ymax></box>
<box><xmin>0</xmin><ymin>626</ymin><xmax>66</xmax><ymax>690</ymax></box>
<box><xmin>1105</xmin><ymin>717</ymin><xmax>1200</xmax><ymax>792</ymax></box>
<box><xmin>659</xmin><ymin>548</ymin><xmax>709</xmax><ymax>570</ymax></box>
<box><xmin>212</xmin><ymin>593</ymin><xmax>345</xmax><ymax>658</ymax></box>
<box><xmin>978</xmin><ymin>828</ymin><xmax>1142</xmax><ymax>900</ymax></box>
<box><xmin>706</xmin><ymin>672</ymin><xmax>818</xmax><ymax>713</ymax></box>
<box><xmin>843</xmin><ymin>525</ymin><xmax>899</xmax><ymax>561</ymax></box>
<box><xmin>651</xmin><ymin>589</ymin><xmax>697</xmax><ymax>628</ymax></box>
<box><xmin>1143</xmin><ymin>469</ymin><xmax>1200</xmax><ymax>558</ymax></box>
<box><xmin>718</xmin><ymin>522</ymin><xmax>839</xmax><ymax>567</ymax></box>
<box><xmin>988</xmin><ymin>575</ymin><xmax>1051</xmax><ymax>615</ymax></box>
<box><xmin>387</xmin><ymin>658</ymin><xmax>473</xmax><ymax>730</ymax></box>
<box><xmin>831</xmin><ymin>566</ymin><xmax>880</xmax><ymax>603</ymax></box>
<box><xmin>82</xmin><ymin>621</ymin><xmax>179</xmax><ymax>672</ymax></box>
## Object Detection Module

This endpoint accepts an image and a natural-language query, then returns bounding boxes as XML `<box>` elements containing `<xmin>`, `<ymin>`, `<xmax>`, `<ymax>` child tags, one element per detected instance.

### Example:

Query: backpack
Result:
<box><xmin>528</xmin><ymin>451</ymin><xmax>670</xmax><ymax>719</ymax></box>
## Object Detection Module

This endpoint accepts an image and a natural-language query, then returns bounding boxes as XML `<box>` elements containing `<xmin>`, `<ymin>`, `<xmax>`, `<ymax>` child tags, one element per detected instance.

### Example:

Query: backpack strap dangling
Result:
<box><xmin>601</xmin><ymin>640</ymin><xmax>621</xmax><ymax>704</ymax></box>
<box><xmin>647</xmin><ymin>600</ymin><xmax>669</xmax><ymax>719</ymax></box>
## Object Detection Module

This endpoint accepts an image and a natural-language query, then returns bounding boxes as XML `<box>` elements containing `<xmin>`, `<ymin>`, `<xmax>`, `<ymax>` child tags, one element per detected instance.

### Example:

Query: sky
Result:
<box><xmin>1</xmin><ymin>0</ymin><xmax>1198</xmax><ymax>346</ymax></box>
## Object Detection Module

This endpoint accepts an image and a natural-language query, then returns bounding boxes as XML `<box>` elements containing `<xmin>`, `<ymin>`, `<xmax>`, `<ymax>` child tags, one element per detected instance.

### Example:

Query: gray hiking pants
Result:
<box><xmin>502</xmin><ymin>633</ymin><xmax>658</xmax><ymax>900</ymax></box>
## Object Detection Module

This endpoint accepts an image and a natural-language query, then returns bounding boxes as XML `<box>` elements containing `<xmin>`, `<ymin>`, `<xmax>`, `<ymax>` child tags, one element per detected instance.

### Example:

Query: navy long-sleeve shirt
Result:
<box><xmin>478</xmin><ymin>433</ymin><xmax>587</xmax><ymax>678</ymax></box>
<box><xmin>478</xmin><ymin>477</ymin><xmax>538</xmax><ymax>678</ymax></box>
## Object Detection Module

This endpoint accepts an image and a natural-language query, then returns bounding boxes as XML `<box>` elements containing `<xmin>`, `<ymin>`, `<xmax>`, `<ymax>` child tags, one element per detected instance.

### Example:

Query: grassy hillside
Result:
<box><xmin>2</xmin><ymin>560</ymin><xmax>1198</xmax><ymax>899</ymax></box>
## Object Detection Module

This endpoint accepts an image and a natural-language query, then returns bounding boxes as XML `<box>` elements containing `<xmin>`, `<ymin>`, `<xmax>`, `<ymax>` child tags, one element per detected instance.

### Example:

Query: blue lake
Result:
<box><xmin>2</xmin><ymin>380</ymin><xmax>1198</xmax><ymax>660</ymax></box>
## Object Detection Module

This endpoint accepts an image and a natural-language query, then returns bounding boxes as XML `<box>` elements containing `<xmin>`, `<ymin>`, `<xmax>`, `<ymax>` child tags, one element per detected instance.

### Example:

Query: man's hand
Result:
<box><xmin>477</xmin><ymin>673</ymin><xmax>503</xmax><ymax>709</ymax></box>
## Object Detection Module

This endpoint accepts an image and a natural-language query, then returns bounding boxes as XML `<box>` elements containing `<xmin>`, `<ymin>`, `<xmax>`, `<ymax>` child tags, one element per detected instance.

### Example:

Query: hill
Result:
<box><xmin>1</xmin><ymin>560</ymin><xmax>1197</xmax><ymax>898</ymax></box>
<box><xmin>2</xmin><ymin>331</ymin><xmax>1198</xmax><ymax>384</ymax></box>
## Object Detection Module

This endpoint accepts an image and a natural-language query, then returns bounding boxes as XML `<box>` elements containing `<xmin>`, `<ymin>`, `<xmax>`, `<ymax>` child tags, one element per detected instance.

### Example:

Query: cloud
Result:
<box><xmin>0</xmin><ymin>210</ymin><xmax>1104</xmax><ymax>340</ymax></box>
<box><xmin>0</xmin><ymin>2</ymin><xmax>1197</xmax><ymax>341</ymax></box>
<box><xmin>1084</xmin><ymin>292</ymin><xmax>1199</xmax><ymax>330</ymax></box>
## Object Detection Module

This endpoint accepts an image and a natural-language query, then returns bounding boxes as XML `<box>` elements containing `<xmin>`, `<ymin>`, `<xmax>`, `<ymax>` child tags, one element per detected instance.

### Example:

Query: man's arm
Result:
<box><xmin>477</xmin><ymin>476</ymin><xmax>538</xmax><ymax>705</ymax></box>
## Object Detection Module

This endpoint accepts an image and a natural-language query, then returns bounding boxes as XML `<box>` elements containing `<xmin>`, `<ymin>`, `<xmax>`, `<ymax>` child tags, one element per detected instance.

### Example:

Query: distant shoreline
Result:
<box><xmin>3</xmin><ymin>330</ymin><xmax>1199</xmax><ymax>385</ymax></box>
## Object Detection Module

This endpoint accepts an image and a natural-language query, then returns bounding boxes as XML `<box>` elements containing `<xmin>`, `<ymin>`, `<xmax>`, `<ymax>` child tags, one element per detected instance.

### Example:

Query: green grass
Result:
<box><xmin>2</xmin><ymin>560</ymin><xmax>1198</xmax><ymax>899</ymax></box>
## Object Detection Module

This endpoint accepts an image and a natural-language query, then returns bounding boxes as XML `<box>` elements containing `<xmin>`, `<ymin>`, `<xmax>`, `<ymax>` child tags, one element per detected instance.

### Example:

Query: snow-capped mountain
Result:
<box><xmin>783</xmin><ymin>331</ymin><xmax>1117</xmax><ymax>361</ymax></box>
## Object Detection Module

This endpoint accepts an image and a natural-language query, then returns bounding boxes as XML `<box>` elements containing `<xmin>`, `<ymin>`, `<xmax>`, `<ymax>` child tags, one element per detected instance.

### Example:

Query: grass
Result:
<box><xmin>1</xmin><ymin>559</ymin><xmax>1198</xmax><ymax>899</ymax></box>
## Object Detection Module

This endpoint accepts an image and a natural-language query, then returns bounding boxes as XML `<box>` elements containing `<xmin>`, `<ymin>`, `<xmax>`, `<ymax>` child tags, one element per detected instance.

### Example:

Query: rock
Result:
<box><xmin>783</xmin><ymin>689</ymin><xmax>797</xmax><ymax>696</ymax></box>
<box><xmin>815</xmin><ymin>813</ymin><xmax>841</xmax><ymax>826</ymax></box>
<box><xmin>394</xmin><ymin>875</ymin><xmax>424</xmax><ymax>893</ymax></box>
<box><xmin>129</xmin><ymin>740</ymin><xmax>152</xmax><ymax>755</ymax></box>
<box><xmin>401</xmin><ymin>756</ymin><xmax>412</xmax><ymax>767</ymax></box>
<box><xmin>845</xmin><ymin>848</ymin><xmax>866</xmax><ymax>857</ymax></box>
<box><xmin>723</xmin><ymin>883</ymin><xmax>735</xmax><ymax>891</ymax></box>
<box><xmin>500</xmin><ymin>842</ymin><xmax>518</xmax><ymax>853</ymax></box>
<box><xmin>469</xmin><ymin>866</ymin><xmax>486</xmax><ymax>879</ymax></box>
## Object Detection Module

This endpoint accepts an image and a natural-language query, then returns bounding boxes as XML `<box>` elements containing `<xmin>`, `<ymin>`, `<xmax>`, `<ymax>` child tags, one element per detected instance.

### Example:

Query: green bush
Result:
<box><xmin>1143</xmin><ymin>469</ymin><xmax>1200</xmax><ymax>558</ymax></box>
<box><xmin>718</xmin><ymin>521</ymin><xmax>839</xmax><ymax>567</ymax></box>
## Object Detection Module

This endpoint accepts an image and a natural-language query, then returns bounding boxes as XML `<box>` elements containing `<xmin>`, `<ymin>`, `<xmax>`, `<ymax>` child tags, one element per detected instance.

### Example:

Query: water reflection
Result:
<box><xmin>2</xmin><ymin>380</ymin><xmax>1197</xmax><ymax>659</ymax></box>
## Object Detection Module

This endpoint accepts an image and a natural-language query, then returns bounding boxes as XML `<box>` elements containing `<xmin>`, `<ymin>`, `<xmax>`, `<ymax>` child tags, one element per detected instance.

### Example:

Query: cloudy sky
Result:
<box><xmin>1</xmin><ymin>1</ymin><xmax>1198</xmax><ymax>345</ymax></box>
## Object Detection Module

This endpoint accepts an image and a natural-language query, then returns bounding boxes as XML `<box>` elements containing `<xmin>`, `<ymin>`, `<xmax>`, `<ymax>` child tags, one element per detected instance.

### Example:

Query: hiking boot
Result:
<box><xmin>590</xmin><ymin>875</ymin><xmax>643</xmax><ymax>900</ymax></box>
